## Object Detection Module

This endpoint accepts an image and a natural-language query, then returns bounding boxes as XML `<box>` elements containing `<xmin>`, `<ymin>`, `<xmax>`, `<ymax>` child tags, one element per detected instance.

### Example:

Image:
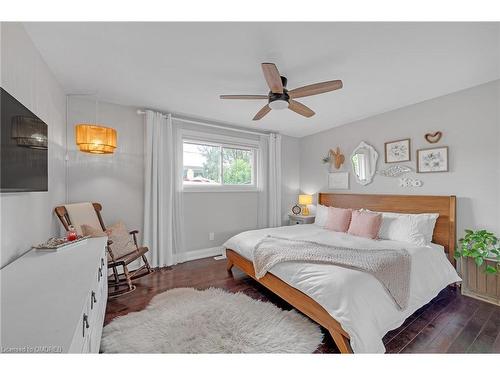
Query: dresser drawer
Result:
<box><xmin>68</xmin><ymin>246</ymin><xmax>108</xmax><ymax>353</ymax></box>
<box><xmin>69</xmin><ymin>293</ymin><xmax>91</xmax><ymax>353</ymax></box>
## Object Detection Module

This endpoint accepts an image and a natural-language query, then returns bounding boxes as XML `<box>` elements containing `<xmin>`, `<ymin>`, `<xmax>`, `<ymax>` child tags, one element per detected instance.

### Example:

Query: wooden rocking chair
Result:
<box><xmin>54</xmin><ymin>202</ymin><xmax>154</xmax><ymax>297</ymax></box>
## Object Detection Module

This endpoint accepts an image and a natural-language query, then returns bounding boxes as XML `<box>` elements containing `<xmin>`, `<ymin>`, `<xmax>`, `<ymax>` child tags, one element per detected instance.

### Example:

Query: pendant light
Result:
<box><xmin>75</xmin><ymin>97</ymin><xmax>117</xmax><ymax>154</ymax></box>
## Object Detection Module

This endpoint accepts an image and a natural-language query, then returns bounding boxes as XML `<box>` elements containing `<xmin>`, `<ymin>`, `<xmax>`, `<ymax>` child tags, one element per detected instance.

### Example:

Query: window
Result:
<box><xmin>183</xmin><ymin>138</ymin><xmax>257</xmax><ymax>191</ymax></box>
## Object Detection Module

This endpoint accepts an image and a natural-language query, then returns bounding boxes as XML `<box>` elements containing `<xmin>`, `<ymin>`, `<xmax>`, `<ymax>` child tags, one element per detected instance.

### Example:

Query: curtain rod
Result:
<box><xmin>136</xmin><ymin>110</ymin><xmax>271</xmax><ymax>137</ymax></box>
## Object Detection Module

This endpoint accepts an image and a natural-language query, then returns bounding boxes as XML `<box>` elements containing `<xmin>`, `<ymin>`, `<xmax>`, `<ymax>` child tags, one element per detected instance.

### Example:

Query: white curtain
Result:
<box><xmin>268</xmin><ymin>133</ymin><xmax>282</xmax><ymax>227</ymax></box>
<box><xmin>143</xmin><ymin>111</ymin><xmax>184</xmax><ymax>267</ymax></box>
<box><xmin>258</xmin><ymin>133</ymin><xmax>282</xmax><ymax>228</ymax></box>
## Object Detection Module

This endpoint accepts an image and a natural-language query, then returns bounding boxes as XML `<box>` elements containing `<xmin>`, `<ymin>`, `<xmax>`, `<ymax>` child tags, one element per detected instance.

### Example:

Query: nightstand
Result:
<box><xmin>288</xmin><ymin>214</ymin><xmax>316</xmax><ymax>225</ymax></box>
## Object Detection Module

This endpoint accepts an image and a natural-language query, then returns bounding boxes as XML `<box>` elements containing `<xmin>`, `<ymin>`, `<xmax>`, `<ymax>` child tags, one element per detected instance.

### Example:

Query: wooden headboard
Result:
<box><xmin>318</xmin><ymin>193</ymin><xmax>456</xmax><ymax>262</ymax></box>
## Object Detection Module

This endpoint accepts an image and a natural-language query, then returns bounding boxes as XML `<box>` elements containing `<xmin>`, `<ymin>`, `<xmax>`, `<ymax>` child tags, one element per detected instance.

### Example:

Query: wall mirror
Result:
<box><xmin>351</xmin><ymin>141</ymin><xmax>378</xmax><ymax>185</ymax></box>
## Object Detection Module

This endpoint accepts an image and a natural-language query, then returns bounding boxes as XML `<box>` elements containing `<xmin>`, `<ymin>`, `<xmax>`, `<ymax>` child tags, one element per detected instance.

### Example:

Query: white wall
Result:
<box><xmin>66</xmin><ymin>96</ymin><xmax>144</xmax><ymax>239</ymax></box>
<box><xmin>0</xmin><ymin>23</ymin><xmax>67</xmax><ymax>268</ymax></box>
<box><xmin>299</xmin><ymin>80</ymin><xmax>500</xmax><ymax>238</ymax></box>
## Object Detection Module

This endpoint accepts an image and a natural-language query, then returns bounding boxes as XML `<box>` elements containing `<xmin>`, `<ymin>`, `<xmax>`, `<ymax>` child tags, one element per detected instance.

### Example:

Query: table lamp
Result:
<box><xmin>298</xmin><ymin>194</ymin><xmax>313</xmax><ymax>216</ymax></box>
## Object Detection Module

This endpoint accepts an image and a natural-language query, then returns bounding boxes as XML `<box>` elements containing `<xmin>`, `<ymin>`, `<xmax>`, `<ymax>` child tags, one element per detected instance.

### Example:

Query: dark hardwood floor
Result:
<box><xmin>105</xmin><ymin>257</ymin><xmax>500</xmax><ymax>353</ymax></box>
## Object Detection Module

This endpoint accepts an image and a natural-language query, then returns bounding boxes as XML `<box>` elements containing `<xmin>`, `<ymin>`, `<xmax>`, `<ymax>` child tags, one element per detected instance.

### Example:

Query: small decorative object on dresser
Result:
<box><xmin>328</xmin><ymin>172</ymin><xmax>349</xmax><ymax>189</ymax></box>
<box><xmin>289</xmin><ymin>214</ymin><xmax>315</xmax><ymax>225</ymax></box>
<box><xmin>384</xmin><ymin>138</ymin><xmax>410</xmax><ymax>163</ymax></box>
<box><xmin>34</xmin><ymin>235</ymin><xmax>90</xmax><ymax>251</ymax></box>
<box><xmin>455</xmin><ymin>229</ymin><xmax>500</xmax><ymax>305</ymax></box>
<box><xmin>298</xmin><ymin>194</ymin><xmax>313</xmax><ymax>216</ymax></box>
<box><xmin>417</xmin><ymin>146</ymin><xmax>449</xmax><ymax>173</ymax></box>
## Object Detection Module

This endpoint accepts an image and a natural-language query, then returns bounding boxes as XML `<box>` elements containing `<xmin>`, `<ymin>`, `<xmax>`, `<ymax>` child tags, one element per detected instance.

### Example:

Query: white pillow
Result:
<box><xmin>314</xmin><ymin>204</ymin><xmax>329</xmax><ymax>227</ymax></box>
<box><xmin>363</xmin><ymin>209</ymin><xmax>438</xmax><ymax>246</ymax></box>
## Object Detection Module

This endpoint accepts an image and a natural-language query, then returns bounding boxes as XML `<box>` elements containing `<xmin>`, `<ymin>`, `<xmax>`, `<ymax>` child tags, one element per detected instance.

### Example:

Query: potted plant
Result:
<box><xmin>455</xmin><ymin>229</ymin><xmax>500</xmax><ymax>305</ymax></box>
<box><xmin>455</xmin><ymin>229</ymin><xmax>500</xmax><ymax>273</ymax></box>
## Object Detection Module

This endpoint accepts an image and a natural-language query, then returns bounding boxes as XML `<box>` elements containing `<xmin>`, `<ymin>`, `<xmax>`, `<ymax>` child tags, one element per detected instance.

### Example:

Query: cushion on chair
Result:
<box><xmin>64</xmin><ymin>202</ymin><xmax>102</xmax><ymax>235</ymax></box>
<box><xmin>82</xmin><ymin>222</ymin><xmax>137</xmax><ymax>261</ymax></box>
<box><xmin>81</xmin><ymin>224</ymin><xmax>107</xmax><ymax>237</ymax></box>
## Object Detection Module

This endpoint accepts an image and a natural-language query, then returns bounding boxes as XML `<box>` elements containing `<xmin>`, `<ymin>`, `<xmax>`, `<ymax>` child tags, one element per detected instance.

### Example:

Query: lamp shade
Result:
<box><xmin>75</xmin><ymin>124</ymin><xmax>117</xmax><ymax>154</ymax></box>
<box><xmin>298</xmin><ymin>194</ymin><xmax>313</xmax><ymax>205</ymax></box>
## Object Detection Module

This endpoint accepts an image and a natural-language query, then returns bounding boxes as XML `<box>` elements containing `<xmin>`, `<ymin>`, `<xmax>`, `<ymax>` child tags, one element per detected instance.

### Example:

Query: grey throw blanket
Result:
<box><xmin>253</xmin><ymin>236</ymin><xmax>411</xmax><ymax>310</ymax></box>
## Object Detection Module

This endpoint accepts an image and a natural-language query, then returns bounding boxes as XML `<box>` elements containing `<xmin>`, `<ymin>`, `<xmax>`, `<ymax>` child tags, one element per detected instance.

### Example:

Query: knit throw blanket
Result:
<box><xmin>253</xmin><ymin>236</ymin><xmax>411</xmax><ymax>310</ymax></box>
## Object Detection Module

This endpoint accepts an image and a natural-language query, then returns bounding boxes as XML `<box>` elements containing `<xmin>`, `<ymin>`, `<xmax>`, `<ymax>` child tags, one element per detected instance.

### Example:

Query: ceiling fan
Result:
<box><xmin>220</xmin><ymin>63</ymin><xmax>343</xmax><ymax>120</ymax></box>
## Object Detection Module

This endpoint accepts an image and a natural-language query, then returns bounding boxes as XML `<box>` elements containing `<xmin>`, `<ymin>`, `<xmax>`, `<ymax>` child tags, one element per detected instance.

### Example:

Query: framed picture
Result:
<box><xmin>417</xmin><ymin>146</ymin><xmax>449</xmax><ymax>173</ymax></box>
<box><xmin>328</xmin><ymin>172</ymin><xmax>349</xmax><ymax>189</ymax></box>
<box><xmin>384</xmin><ymin>138</ymin><xmax>411</xmax><ymax>163</ymax></box>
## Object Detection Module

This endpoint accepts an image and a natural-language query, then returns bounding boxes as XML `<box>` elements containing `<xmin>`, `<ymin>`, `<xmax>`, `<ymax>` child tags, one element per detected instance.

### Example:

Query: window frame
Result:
<box><xmin>181</xmin><ymin>129</ymin><xmax>260</xmax><ymax>193</ymax></box>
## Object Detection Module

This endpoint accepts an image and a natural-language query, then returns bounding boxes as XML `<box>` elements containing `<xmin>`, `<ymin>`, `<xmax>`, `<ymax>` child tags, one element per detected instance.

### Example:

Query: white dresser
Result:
<box><xmin>0</xmin><ymin>237</ymin><xmax>108</xmax><ymax>353</ymax></box>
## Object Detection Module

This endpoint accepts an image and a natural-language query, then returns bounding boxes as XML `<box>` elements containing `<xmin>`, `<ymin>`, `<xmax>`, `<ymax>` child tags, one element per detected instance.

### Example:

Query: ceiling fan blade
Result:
<box><xmin>220</xmin><ymin>95</ymin><xmax>268</xmax><ymax>100</ymax></box>
<box><xmin>252</xmin><ymin>104</ymin><xmax>271</xmax><ymax>121</ymax></box>
<box><xmin>261</xmin><ymin>63</ymin><xmax>283</xmax><ymax>94</ymax></box>
<box><xmin>288</xmin><ymin>99</ymin><xmax>315</xmax><ymax>118</ymax></box>
<box><xmin>288</xmin><ymin>80</ymin><xmax>343</xmax><ymax>99</ymax></box>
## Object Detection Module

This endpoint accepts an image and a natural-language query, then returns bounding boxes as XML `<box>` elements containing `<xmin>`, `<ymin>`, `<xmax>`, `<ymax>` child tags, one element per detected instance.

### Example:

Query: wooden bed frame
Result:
<box><xmin>226</xmin><ymin>193</ymin><xmax>456</xmax><ymax>353</ymax></box>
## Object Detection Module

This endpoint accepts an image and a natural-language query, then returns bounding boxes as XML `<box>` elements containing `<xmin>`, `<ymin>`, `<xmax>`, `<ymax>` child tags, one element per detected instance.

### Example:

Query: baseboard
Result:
<box><xmin>174</xmin><ymin>246</ymin><xmax>224</xmax><ymax>264</ymax></box>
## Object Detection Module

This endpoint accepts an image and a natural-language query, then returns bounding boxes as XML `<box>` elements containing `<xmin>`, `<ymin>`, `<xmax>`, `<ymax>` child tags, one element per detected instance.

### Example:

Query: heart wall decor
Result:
<box><xmin>424</xmin><ymin>131</ymin><xmax>442</xmax><ymax>144</ymax></box>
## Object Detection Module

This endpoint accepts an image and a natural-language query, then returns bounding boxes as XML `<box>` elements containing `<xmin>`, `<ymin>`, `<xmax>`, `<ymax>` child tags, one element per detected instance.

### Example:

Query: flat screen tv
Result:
<box><xmin>1</xmin><ymin>87</ymin><xmax>48</xmax><ymax>192</ymax></box>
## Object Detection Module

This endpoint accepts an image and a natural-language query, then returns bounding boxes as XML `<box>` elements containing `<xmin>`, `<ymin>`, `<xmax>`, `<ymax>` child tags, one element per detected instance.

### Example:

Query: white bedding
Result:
<box><xmin>223</xmin><ymin>224</ymin><xmax>461</xmax><ymax>353</ymax></box>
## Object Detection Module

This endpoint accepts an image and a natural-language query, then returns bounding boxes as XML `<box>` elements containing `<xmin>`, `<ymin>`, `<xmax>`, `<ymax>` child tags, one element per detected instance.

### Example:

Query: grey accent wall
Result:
<box><xmin>299</xmin><ymin>80</ymin><xmax>500</xmax><ymax>238</ymax></box>
<box><xmin>0</xmin><ymin>23</ymin><xmax>67</xmax><ymax>268</ymax></box>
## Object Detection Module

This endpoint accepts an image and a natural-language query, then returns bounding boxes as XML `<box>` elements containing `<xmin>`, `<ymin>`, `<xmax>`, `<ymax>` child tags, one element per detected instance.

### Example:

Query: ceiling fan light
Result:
<box><xmin>269</xmin><ymin>99</ymin><xmax>289</xmax><ymax>110</ymax></box>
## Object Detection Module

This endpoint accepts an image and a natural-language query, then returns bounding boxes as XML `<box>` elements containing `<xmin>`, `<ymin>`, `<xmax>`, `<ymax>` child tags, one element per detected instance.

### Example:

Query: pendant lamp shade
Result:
<box><xmin>75</xmin><ymin>124</ymin><xmax>117</xmax><ymax>154</ymax></box>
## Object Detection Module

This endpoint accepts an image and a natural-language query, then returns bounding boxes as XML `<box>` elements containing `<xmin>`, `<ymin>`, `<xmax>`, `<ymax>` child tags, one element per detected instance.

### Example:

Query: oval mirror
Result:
<box><xmin>351</xmin><ymin>141</ymin><xmax>378</xmax><ymax>185</ymax></box>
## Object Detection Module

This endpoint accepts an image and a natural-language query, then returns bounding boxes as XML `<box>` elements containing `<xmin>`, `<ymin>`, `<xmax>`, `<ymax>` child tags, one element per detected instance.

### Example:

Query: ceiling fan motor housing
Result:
<box><xmin>269</xmin><ymin>76</ymin><xmax>289</xmax><ymax>109</ymax></box>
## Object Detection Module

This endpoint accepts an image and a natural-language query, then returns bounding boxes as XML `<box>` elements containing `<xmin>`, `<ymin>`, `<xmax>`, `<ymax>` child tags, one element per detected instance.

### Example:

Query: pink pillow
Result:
<box><xmin>324</xmin><ymin>207</ymin><xmax>352</xmax><ymax>233</ymax></box>
<box><xmin>348</xmin><ymin>210</ymin><xmax>382</xmax><ymax>239</ymax></box>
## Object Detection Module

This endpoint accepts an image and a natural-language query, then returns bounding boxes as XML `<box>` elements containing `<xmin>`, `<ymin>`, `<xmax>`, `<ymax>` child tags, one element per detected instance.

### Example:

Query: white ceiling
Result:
<box><xmin>23</xmin><ymin>22</ymin><xmax>500</xmax><ymax>137</ymax></box>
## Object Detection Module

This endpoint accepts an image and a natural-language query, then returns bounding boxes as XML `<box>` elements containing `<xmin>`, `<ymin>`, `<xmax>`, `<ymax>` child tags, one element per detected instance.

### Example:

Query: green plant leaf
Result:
<box><xmin>485</xmin><ymin>265</ymin><xmax>498</xmax><ymax>274</ymax></box>
<box><xmin>459</xmin><ymin>229</ymin><xmax>500</xmax><ymax>274</ymax></box>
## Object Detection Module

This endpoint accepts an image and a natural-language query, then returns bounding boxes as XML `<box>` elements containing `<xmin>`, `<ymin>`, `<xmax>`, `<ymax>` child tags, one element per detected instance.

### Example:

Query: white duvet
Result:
<box><xmin>223</xmin><ymin>224</ymin><xmax>461</xmax><ymax>353</ymax></box>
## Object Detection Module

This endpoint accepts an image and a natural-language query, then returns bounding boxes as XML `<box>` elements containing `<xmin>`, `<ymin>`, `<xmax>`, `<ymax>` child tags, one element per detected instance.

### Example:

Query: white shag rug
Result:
<box><xmin>101</xmin><ymin>287</ymin><xmax>323</xmax><ymax>353</ymax></box>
